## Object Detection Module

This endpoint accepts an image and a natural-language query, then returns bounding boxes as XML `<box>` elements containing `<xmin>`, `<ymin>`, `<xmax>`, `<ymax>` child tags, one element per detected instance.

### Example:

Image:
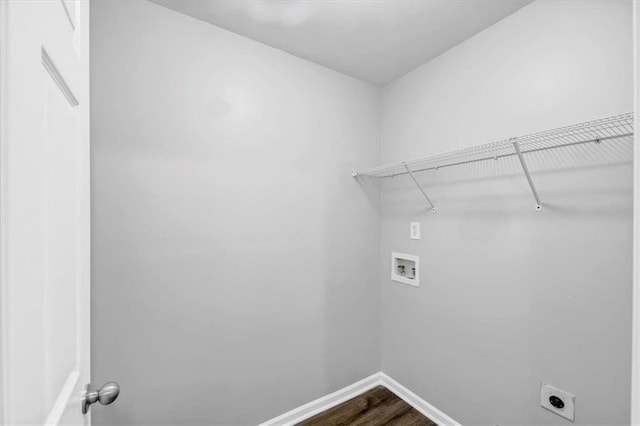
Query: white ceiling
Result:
<box><xmin>150</xmin><ymin>0</ymin><xmax>533</xmax><ymax>86</ymax></box>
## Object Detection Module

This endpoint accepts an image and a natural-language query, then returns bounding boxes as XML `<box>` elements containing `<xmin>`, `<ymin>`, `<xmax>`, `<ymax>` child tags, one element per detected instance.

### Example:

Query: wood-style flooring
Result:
<box><xmin>296</xmin><ymin>386</ymin><xmax>437</xmax><ymax>426</ymax></box>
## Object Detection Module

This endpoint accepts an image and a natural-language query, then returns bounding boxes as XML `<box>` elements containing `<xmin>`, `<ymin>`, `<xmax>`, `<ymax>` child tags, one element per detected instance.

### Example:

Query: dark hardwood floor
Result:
<box><xmin>296</xmin><ymin>386</ymin><xmax>437</xmax><ymax>426</ymax></box>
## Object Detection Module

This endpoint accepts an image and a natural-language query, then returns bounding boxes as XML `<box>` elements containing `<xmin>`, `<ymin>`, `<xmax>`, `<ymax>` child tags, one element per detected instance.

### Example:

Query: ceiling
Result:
<box><xmin>150</xmin><ymin>0</ymin><xmax>533</xmax><ymax>86</ymax></box>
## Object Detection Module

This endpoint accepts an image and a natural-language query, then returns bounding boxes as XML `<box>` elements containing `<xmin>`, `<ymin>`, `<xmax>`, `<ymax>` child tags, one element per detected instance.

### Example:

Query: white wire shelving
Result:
<box><xmin>352</xmin><ymin>112</ymin><xmax>634</xmax><ymax>212</ymax></box>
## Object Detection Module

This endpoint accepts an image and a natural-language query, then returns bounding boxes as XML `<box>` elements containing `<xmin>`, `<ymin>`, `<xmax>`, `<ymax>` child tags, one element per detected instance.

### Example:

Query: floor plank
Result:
<box><xmin>296</xmin><ymin>386</ymin><xmax>437</xmax><ymax>426</ymax></box>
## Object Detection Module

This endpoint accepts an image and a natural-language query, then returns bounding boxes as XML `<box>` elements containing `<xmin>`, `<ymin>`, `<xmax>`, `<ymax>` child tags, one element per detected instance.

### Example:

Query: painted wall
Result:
<box><xmin>90</xmin><ymin>1</ymin><xmax>380</xmax><ymax>424</ymax></box>
<box><xmin>380</xmin><ymin>1</ymin><xmax>633</xmax><ymax>425</ymax></box>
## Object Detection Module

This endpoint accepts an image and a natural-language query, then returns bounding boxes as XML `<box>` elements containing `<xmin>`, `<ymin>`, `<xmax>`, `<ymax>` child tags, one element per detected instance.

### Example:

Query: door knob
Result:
<box><xmin>82</xmin><ymin>381</ymin><xmax>120</xmax><ymax>414</ymax></box>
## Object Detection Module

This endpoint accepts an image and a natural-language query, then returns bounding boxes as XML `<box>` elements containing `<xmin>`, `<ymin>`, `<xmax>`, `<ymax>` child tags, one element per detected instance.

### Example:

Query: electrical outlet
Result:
<box><xmin>541</xmin><ymin>382</ymin><xmax>575</xmax><ymax>422</ymax></box>
<box><xmin>410</xmin><ymin>222</ymin><xmax>420</xmax><ymax>239</ymax></box>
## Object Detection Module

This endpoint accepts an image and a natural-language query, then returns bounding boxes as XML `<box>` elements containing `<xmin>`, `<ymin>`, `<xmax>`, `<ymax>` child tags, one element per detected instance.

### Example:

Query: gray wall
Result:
<box><xmin>90</xmin><ymin>1</ymin><xmax>380</xmax><ymax>424</ymax></box>
<box><xmin>92</xmin><ymin>1</ymin><xmax>635</xmax><ymax>425</ymax></box>
<box><xmin>380</xmin><ymin>1</ymin><xmax>633</xmax><ymax>425</ymax></box>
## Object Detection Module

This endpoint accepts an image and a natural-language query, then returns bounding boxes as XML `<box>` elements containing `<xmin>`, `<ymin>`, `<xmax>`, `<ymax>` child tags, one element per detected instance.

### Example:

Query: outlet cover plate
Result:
<box><xmin>541</xmin><ymin>382</ymin><xmax>575</xmax><ymax>422</ymax></box>
<box><xmin>410</xmin><ymin>222</ymin><xmax>421</xmax><ymax>240</ymax></box>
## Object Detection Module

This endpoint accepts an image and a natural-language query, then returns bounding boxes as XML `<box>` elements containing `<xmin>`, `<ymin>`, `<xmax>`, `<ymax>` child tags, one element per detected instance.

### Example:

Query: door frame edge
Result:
<box><xmin>0</xmin><ymin>0</ymin><xmax>8</xmax><ymax>423</ymax></box>
<box><xmin>632</xmin><ymin>1</ymin><xmax>640</xmax><ymax>425</ymax></box>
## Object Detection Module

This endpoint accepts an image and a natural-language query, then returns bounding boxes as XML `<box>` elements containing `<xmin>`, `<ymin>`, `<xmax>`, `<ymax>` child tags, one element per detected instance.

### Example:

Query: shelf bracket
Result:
<box><xmin>403</xmin><ymin>163</ymin><xmax>436</xmax><ymax>213</ymax></box>
<box><xmin>512</xmin><ymin>140</ymin><xmax>542</xmax><ymax>212</ymax></box>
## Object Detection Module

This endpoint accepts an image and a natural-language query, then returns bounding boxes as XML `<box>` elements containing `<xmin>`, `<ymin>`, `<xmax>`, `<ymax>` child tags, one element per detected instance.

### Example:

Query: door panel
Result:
<box><xmin>61</xmin><ymin>0</ymin><xmax>78</xmax><ymax>31</ymax></box>
<box><xmin>43</xmin><ymin>58</ymin><xmax>80</xmax><ymax>421</ymax></box>
<box><xmin>1</xmin><ymin>1</ymin><xmax>90</xmax><ymax>425</ymax></box>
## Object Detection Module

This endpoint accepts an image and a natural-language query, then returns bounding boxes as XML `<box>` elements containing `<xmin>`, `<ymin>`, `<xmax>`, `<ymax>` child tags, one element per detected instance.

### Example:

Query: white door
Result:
<box><xmin>1</xmin><ymin>0</ymin><xmax>92</xmax><ymax>425</ymax></box>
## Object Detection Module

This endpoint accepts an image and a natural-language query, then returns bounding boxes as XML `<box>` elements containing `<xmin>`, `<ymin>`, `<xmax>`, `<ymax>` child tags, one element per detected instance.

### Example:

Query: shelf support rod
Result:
<box><xmin>513</xmin><ymin>140</ymin><xmax>542</xmax><ymax>212</ymax></box>
<box><xmin>403</xmin><ymin>163</ymin><xmax>437</xmax><ymax>213</ymax></box>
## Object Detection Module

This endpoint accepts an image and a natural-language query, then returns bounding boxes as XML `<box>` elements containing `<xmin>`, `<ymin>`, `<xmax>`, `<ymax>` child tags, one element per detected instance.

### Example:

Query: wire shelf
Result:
<box><xmin>352</xmin><ymin>113</ymin><xmax>634</xmax><ymax>212</ymax></box>
<box><xmin>352</xmin><ymin>113</ymin><xmax>633</xmax><ymax>178</ymax></box>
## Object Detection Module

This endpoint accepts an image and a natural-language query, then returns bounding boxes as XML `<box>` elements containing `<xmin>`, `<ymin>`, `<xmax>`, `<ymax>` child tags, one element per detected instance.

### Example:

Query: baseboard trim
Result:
<box><xmin>258</xmin><ymin>373</ymin><xmax>383</xmax><ymax>426</ymax></box>
<box><xmin>258</xmin><ymin>372</ymin><xmax>461</xmax><ymax>426</ymax></box>
<box><xmin>379</xmin><ymin>373</ymin><xmax>461</xmax><ymax>426</ymax></box>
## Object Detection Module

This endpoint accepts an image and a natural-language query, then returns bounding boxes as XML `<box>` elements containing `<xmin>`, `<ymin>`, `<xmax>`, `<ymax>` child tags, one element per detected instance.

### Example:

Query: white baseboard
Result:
<box><xmin>379</xmin><ymin>373</ymin><xmax>461</xmax><ymax>426</ymax></box>
<box><xmin>258</xmin><ymin>373</ymin><xmax>383</xmax><ymax>426</ymax></box>
<box><xmin>258</xmin><ymin>372</ymin><xmax>461</xmax><ymax>426</ymax></box>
